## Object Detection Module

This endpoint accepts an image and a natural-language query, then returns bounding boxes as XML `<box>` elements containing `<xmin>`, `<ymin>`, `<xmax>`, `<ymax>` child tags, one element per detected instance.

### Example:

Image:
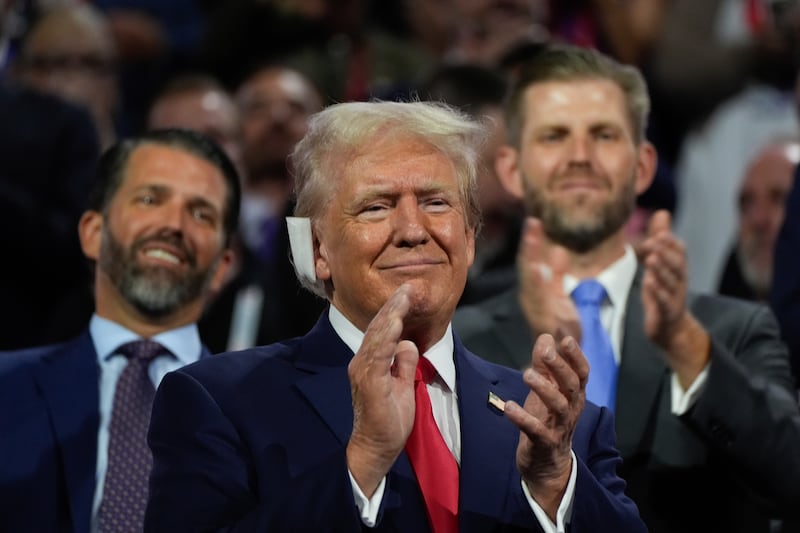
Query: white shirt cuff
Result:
<box><xmin>349</xmin><ymin>470</ymin><xmax>387</xmax><ymax>527</ymax></box>
<box><xmin>671</xmin><ymin>363</ymin><xmax>710</xmax><ymax>414</ymax></box>
<box><xmin>521</xmin><ymin>450</ymin><xmax>577</xmax><ymax>533</ymax></box>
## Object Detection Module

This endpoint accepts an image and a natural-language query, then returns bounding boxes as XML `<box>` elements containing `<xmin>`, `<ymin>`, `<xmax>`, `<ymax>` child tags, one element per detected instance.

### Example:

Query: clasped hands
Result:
<box><xmin>345</xmin><ymin>283</ymin><xmax>585</xmax><ymax>521</ymax></box>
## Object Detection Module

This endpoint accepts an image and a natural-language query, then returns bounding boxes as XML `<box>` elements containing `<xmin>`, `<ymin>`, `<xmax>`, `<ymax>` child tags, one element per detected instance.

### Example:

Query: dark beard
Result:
<box><xmin>525</xmin><ymin>176</ymin><xmax>636</xmax><ymax>253</ymax></box>
<box><xmin>98</xmin><ymin>225</ymin><xmax>217</xmax><ymax>318</ymax></box>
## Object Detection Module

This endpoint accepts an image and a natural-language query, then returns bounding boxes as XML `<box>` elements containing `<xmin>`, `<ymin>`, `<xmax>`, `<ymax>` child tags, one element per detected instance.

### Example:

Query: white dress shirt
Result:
<box><xmin>329</xmin><ymin>305</ymin><xmax>578</xmax><ymax>532</ymax></box>
<box><xmin>89</xmin><ymin>315</ymin><xmax>204</xmax><ymax>533</ymax></box>
<box><xmin>563</xmin><ymin>246</ymin><xmax>709</xmax><ymax>412</ymax></box>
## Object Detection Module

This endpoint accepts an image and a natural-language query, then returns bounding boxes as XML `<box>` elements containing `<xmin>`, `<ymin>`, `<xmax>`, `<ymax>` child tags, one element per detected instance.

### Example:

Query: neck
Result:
<box><xmin>553</xmin><ymin>232</ymin><xmax>628</xmax><ymax>279</ymax></box>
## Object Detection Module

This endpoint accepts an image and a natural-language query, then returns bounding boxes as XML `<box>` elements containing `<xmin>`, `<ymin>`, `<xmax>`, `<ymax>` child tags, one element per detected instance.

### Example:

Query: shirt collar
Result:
<box><xmin>328</xmin><ymin>305</ymin><xmax>456</xmax><ymax>392</ymax></box>
<box><xmin>563</xmin><ymin>244</ymin><xmax>638</xmax><ymax>307</ymax></box>
<box><xmin>89</xmin><ymin>314</ymin><xmax>203</xmax><ymax>366</ymax></box>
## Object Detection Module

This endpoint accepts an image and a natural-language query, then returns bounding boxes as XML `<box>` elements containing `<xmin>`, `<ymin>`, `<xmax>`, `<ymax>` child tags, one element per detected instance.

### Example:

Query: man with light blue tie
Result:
<box><xmin>0</xmin><ymin>128</ymin><xmax>241</xmax><ymax>533</ymax></box>
<box><xmin>453</xmin><ymin>44</ymin><xmax>800</xmax><ymax>533</ymax></box>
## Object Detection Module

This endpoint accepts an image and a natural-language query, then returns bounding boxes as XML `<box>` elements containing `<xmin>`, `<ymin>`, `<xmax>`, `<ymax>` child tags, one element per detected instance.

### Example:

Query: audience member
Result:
<box><xmin>0</xmin><ymin>73</ymin><xmax>100</xmax><ymax>348</ymax></box>
<box><xmin>671</xmin><ymin>0</ymin><xmax>800</xmax><ymax>293</ymax></box>
<box><xmin>234</xmin><ymin>63</ymin><xmax>329</xmax><ymax>340</ymax></box>
<box><xmin>453</xmin><ymin>45</ymin><xmax>800</xmax><ymax>533</ymax></box>
<box><xmin>0</xmin><ymin>129</ymin><xmax>241</xmax><ymax>533</ymax></box>
<box><xmin>146</xmin><ymin>73</ymin><xmax>309</xmax><ymax>352</ymax></box>
<box><xmin>146</xmin><ymin>74</ymin><xmax>243</xmax><ymax>173</ymax></box>
<box><xmin>13</xmin><ymin>3</ymin><xmax>120</xmax><ymax>149</ymax></box>
<box><xmin>235</xmin><ymin>63</ymin><xmax>323</xmax><ymax>254</ymax></box>
<box><xmin>145</xmin><ymin>100</ymin><xmax>647</xmax><ymax>532</ymax></box>
<box><xmin>718</xmin><ymin>137</ymin><xmax>799</xmax><ymax>302</ymax></box>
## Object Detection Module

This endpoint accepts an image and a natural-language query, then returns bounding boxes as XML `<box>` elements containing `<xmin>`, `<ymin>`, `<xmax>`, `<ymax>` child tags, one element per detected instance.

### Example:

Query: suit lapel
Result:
<box><xmin>293</xmin><ymin>316</ymin><xmax>356</xmax><ymax>445</ymax></box>
<box><xmin>33</xmin><ymin>332</ymin><xmax>100</xmax><ymax>533</ymax></box>
<box><xmin>455</xmin><ymin>341</ymin><xmax>523</xmax><ymax>527</ymax></box>
<box><xmin>615</xmin><ymin>269</ymin><xmax>670</xmax><ymax>458</ymax></box>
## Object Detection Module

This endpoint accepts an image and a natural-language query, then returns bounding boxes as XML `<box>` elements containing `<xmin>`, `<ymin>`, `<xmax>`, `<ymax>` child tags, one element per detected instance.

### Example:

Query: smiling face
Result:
<box><xmin>80</xmin><ymin>143</ymin><xmax>233</xmax><ymax>328</ymax></box>
<box><xmin>314</xmin><ymin>135</ymin><xmax>475</xmax><ymax>341</ymax></box>
<box><xmin>504</xmin><ymin>79</ymin><xmax>655</xmax><ymax>253</ymax></box>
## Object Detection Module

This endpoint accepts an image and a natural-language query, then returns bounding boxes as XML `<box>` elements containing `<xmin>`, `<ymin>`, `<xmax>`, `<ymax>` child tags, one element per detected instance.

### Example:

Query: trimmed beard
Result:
<box><xmin>98</xmin><ymin>224</ymin><xmax>220</xmax><ymax>319</ymax></box>
<box><xmin>736</xmin><ymin>238</ymin><xmax>772</xmax><ymax>298</ymax></box>
<box><xmin>524</xmin><ymin>174</ymin><xmax>636</xmax><ymax>253</ymax></box>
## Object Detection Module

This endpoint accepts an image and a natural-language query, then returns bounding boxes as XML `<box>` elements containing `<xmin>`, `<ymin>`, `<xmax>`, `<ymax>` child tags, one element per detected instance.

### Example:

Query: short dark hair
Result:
<box><xmin>88</xmin><ymin>128</ymin><xmax>241</xmax><ymax>244</ymax></box>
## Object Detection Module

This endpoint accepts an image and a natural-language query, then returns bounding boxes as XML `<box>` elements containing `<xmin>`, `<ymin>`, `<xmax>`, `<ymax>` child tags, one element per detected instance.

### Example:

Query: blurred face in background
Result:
<box><xmin>16</xmin><ymin>5</ymin><xmax>117</xmax><ymax>136</ymax></box>
<box><xmin>736</xmin><ymin>141</ymin><xmax>798</xmax><ymax>296</ymax></box>
<box><xmin>147</xmin><ymin>86</ymin><xmax>243</xmax><ymax>178</ymax></box>
<box><xmin>236</xmin><ymin>66</ymin><xmax>323</xmax><ymax>181</ymax></box>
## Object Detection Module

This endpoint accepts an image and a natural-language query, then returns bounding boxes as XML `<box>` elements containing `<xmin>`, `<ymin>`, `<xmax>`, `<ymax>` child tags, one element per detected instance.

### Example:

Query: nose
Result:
<box><xmin>393</xmin><ymin>197</ymin><xmax>430</xmax><ymax>248</ymax></box>
<box><xmin>745</xmin><ymin>200</ymin><xmax>776</xmax><ymax>235</ymax></box>
<box><xmin>569</xmin><ymin>134</ymin><xmax>591</xmax><ymax>163</ymax></box>
<box><xmin>157</xmin><ymin>198</ymin><xmax>190</xmax><ymax>234</ymax></box>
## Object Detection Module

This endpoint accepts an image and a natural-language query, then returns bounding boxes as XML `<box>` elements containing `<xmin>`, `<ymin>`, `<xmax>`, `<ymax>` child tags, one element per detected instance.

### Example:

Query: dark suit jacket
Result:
<box><xmin>454</xmin><ymin>270</ymin><xmax>800</xmax><ymax>533</ymax></box>
<box><xmin>145</xmin><ymin>314</ymin><xmax>647</xmax><ymax>532</ymax></box>
<box><xmin>771</xmin><ymin>163</ymin><xmax>800</xmax><ymax>384</ymax></box>
<box><xmin>0</xmin><ymin>330</ymin><xmax>211</xmax><ymax>533</ymax></box>
<box><xmin>0</xmin><ymin>83</ymin><xmax>100</xmax><ymax>350</ymax></box>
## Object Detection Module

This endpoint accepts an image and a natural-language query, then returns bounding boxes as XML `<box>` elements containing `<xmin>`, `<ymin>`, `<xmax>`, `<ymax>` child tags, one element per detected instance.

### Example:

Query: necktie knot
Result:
<box><xmin>415</xmin><ymin>357</ymin><xmax>437</xmax><ymax>385</ymax></box>
<box><xmin>572</xmin><ymin>279</ymin><xmax>607</xmax><ymax>308</ymax></box>
<box><xmin>116</xmin><ymin>339</ymin><xmax>166</xmax><ymax>362</ymax></box>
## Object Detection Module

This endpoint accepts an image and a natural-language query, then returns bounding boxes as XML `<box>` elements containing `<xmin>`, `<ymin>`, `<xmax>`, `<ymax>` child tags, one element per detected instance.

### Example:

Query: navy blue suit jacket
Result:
<box><xmin>145</xmin><ymin>315</ymin><xmax>645</xmax><ymax>532</ymax></box>
<box><xmin>0</xmin><ymin>330</ymin><xmax>210</xmax><ymax>533</ymax></box>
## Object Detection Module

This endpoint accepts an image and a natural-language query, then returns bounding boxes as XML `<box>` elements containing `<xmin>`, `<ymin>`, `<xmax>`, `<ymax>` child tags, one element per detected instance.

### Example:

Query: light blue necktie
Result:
<box><xmin>572</xmin><ymin>280</ymin><xmax>618</xmax><ymax>411</ymax></box>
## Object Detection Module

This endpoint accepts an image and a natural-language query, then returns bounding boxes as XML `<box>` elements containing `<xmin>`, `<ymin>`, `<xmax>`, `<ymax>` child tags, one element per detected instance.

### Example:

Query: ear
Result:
<box><xmin>634</xmin><ymin>141</ymin><xmax>658</xmax><ymax>196</ymax></box>
<box><xmin>208</xmin><ymin>248</ymin><xmax>234</xmax><ymax>293</ymax></box>
<box><xmin>494</xmin><ymin>145</ymin><xmax>525</xmax><ymax>200</ymax></box>
<box><xmin>314</xmin><ymin>234</ymin><xmax>332</xmax><ymax>281</ymax></box>
<box><xmin>467</xmin><ymin>227</ymin><xmax>476</xmax><ymax>268</ymax></box>
<box><xmin>78</xmin><ymin>210</ymin><xmax>103</xmax><ymax>261</ymax></box>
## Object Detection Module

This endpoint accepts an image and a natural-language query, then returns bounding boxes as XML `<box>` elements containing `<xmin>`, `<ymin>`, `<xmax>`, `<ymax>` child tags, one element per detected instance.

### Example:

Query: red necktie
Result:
<box><xmin>405</xmin><ymin>357</ymin><xmax>459</xmax><ymax>533</ymax></box>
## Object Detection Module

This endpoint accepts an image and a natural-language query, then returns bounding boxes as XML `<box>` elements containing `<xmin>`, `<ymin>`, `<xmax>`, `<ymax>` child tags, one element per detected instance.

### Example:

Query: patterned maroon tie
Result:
<box><xmin>98</xmin><ymin>339</ymin><xmax>166</xmax><ymax>533</ymax></box>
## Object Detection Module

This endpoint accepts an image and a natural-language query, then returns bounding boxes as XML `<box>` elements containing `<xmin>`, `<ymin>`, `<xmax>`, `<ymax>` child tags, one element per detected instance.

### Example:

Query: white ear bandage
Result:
<box><xmin>286</xmin><ymin>216</ymin><xmax>317</xmax><ymax>283</ymax></box>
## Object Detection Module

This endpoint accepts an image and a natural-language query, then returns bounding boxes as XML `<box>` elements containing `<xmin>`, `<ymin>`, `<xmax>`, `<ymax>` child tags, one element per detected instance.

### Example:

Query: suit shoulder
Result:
<box><xmin>454</xmin><ymin>289</ymin><xmax>515</xmax><ymax>336</ymax></box>
<box><xmin>689</xmin><ymin>292</ymin><xmax>777</xmax><ymax>325</ymax></box>
<box><xmin>173</xmin><ymin>338</ymin><xmax>303</xmax><ymax>388</ymax></box>
<box><xmin>0</xmin><ymin>342</ymin><xmax>69</xmax><ymax>377</ymax></box>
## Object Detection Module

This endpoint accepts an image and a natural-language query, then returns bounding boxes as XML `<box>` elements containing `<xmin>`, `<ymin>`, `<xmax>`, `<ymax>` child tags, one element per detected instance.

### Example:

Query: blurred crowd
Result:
<box><xmin>2</xmin><ymin>1</ymin><xmax>800</xmax><ymax>531</ymax></box>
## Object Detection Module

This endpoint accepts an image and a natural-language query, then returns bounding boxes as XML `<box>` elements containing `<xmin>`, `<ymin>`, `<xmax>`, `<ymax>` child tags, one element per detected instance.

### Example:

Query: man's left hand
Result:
<box><xmin>504</xmin><ymin>334</ymin><xmax>588</xmax><ymax>520</ymax></box>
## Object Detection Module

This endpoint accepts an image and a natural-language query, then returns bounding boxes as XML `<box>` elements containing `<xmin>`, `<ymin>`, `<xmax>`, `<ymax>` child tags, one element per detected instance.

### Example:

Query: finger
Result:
<box><xmin>641</xmin><ymin>269</ymin><xmax>661</xmax><ymax>334</ymax></box>
<box><xmin>359</xmin><ymin>284</ymin><xmax>412</xmax><ymax>366</ymax></box>
<box><xmin>646</xmin><ymin>209</ymin><xmax>671</xmax><ymax>238</ymax></box>
<box><xmin>557</xmin><ymin>336</ymin><xmax>589</xmax><ymax>390</ymax></box>
<box><xmin>530</xmin><ymin>333</ymin><xmax>557</xmax><ymax>377</ymax></box>
<box><xmin>537</xmin><ymin>343</ymin><xmax>582</xmax><ymax>410</ymax></box>
<box><xmin>392</xmin><ymin>340</ymin><xmax>419</xmax><ymax>383</ymax></box>
<box><xmin>644</xmin><ymin>251</ymin><xmax>682</xmax><ymax>293</ymax></box>
<box><xmin>518</xmin><ymin>218</ymin><xmax>550</xmax><ymax>279</ymax></box>
<box><xmin>522</xmin><ymin>367</ymin><xmax>569</xmax><ymax>422</ymax></box>
<box><xmin>504</xmin><ymin>399</ymin><xmax>554</xmax><ymax>443</ymax></box>
<box><xmin>549</xmin><ymin>246</ymin><xmax>570</xmax><ymax>291</ymax></box>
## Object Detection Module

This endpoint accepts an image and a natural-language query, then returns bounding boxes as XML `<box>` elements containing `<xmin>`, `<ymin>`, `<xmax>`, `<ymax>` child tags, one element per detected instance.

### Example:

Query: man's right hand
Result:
<box><xmin>517</xmin><ymin>217</ymin><xmax>581</xmax><ymax>342</ymax></box>
<box><xmin>346</xmin><ymin>284</ymin><xmax>419</xmax><ymax>497</ymax></box>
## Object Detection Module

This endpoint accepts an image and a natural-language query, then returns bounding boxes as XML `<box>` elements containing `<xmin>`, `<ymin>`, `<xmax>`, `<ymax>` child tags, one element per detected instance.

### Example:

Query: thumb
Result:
<box><xmin>550</xmin><ymin>245</ymin><xmax>570</xmax><ymax>290</ymax></box>
<box><xmin>646</xmin><ymin>209</ymin><xmax>671</xmax><ymax>238</ymax></box>
<box><xmin>393</xmin><ymin>340</ymin><xmax>419</xmax><ymax>383</ymax></box>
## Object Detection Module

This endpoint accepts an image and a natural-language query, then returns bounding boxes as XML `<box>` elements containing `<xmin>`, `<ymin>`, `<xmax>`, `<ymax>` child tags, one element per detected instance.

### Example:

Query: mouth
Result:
<box><xmin>139</xmin><ymin>242</ymin><xmax>188</xmax><ymax>266</ymax></box>
<box><xmin>379</xmin><ymin>259</ymin><xmax>445</xmax><ymax>271</ymax></box>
